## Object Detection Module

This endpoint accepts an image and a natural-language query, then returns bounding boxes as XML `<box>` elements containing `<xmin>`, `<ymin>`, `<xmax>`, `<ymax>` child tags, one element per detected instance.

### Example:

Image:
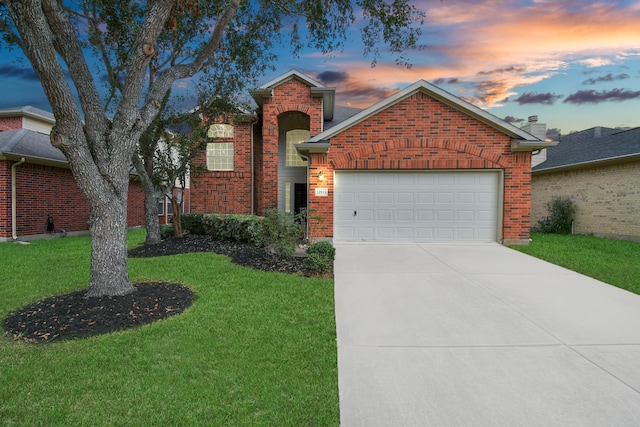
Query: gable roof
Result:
<box><xmin>306</xmin><ymin>80</ymin><xmax>553</xmax><ymax>151</ymax></box>
<box><xmin>533</xmin><ymin>126</ymin><xmax>640</xmax><ymax>173</ymax></box>
<box><xmin>250</xmin><ymin>70</ymin><xmax>336</xmax><ymax>121</ymax></box>
<box><xmin>0</xmin><ymin>129</ymin><xmax>68</xmax><ymax>166</ymax></box>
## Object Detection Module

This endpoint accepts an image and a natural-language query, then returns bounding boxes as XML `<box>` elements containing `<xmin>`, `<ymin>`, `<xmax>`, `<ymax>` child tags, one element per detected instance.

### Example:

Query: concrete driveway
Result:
<box><xmin>334</xmin><ymin>242</ymin><xmax>640</xmax><ymax>426</ymax></box>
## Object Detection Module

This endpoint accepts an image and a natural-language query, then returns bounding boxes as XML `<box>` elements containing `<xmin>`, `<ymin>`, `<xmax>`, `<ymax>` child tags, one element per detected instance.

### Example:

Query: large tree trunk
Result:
<box><xmin>86</xmin><ymin>186</ymin><xmax>135</xmax><ymax>297</ymax></box>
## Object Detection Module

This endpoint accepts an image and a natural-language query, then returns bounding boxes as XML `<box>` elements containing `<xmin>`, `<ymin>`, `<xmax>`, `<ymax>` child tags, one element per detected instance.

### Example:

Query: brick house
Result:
<box><xmin>191</xmin><ymin>70</ymin><xmax>553</xmax><ymax>244</ymax></box>
<box><xmin>532</xmin><ymin>126</ymin><xmax>640</xmax><ymax>241</ymax></box>
<box><xmin>0</xmin><ymin>106</ymin><xmax>145</xmax><ymax>241</ymax></box>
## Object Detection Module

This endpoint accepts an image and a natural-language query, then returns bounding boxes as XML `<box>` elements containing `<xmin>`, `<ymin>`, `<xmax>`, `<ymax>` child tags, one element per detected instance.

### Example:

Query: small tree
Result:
<box><xmin>152</xmin><ymin>114</ymin><xmax>210</xmax><ymax>238</ymax></box>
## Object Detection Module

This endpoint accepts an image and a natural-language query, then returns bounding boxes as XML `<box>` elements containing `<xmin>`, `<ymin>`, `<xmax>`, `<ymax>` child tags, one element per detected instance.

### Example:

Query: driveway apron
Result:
<box><xmin>334</xmin><ymin>242</ymin><xmax>640</xmax><ymax>426</ymax></box>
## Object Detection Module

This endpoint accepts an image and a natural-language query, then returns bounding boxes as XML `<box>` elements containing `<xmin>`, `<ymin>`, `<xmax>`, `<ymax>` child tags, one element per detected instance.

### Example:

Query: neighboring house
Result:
<box><xmin>532</xmin><ymin>126</ymin><xmax>640</xmax><ymax>241</ymax></box>
<box><xmin>0</xmin><ymin>106</ymin><xmax>145</xmax><ymax>241</ymax></box>
<box><xmin>191</xmin><ymin>70</ymin><xmax>552</xmax><ymax>244</ymax></box>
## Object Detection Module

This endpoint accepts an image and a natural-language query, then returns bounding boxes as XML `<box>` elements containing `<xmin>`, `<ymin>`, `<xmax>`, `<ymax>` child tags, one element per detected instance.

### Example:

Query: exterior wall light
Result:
<box><xmin>318</xmin><ymin>171</ymin><xmax>325</xmax><ymax>182</ymax></box>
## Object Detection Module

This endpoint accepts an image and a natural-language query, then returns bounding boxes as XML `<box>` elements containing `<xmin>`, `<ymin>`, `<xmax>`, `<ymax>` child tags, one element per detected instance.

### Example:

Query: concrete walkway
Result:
<box><xmin>334</xmin><ymin>242</ymin><xmax>640</xmax><ymax>426</ymax></box>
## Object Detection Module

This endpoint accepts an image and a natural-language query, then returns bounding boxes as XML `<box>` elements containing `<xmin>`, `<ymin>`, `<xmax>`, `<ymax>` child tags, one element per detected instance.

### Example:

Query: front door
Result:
<box><xmin>294</xmin><ymin>183</ymin><xmax>307</xmax><ymax>216</ymax></box>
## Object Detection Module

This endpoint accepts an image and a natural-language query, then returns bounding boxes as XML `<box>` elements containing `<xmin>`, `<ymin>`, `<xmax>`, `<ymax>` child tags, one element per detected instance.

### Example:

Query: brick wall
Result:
<box><xmin>310</xmin><ymin>91</ymin><xmax>532</xmax><ymax>243</ymax></box>
<box><xmin>256</xmin><ymin>79</ymin><xmax>323</xmax><ymax>215</ymax></box>
<box><xmin>192</xmin><ymin>78</ymin><xmax>325</xmax><ymax>216</ymax></box>
<box><xmin>127</xmin><ymin>181</ymin><xmax>145</xmax><ymax>228</ymax></box>
<box><xmin>190</xmin><ymin>122</ymin><xmax>254</xmax><ymax>214</ymax></box>
<box><xmin>532</xmin><ymin>161</ymin><xmax>640</xmax><ymax>241</ymax></box>
<box><xmin>0</xmin><ymin>116</ymin><xmax>23</xmax><ymax>131</ymax></box>
<box><xmin>0</xmin><ymin>160</ymin><xmax>145</xmax><ymax>239</ymax></box>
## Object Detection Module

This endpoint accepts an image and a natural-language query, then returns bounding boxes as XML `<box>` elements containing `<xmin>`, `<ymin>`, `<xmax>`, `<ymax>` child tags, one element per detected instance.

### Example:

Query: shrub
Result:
<box><xmin>160</xmin><ymin>225</ymin><xmax>175</xmax><ymax>239</ymax></box>
<box><xmin>255</xmin><ymin>209</ymin><xmax>304</xmax><ymax>259</ymax></box>
<box><xmin>180</xmin><ymin>213</ymin><xmax>205</xmax><ymax>235</ymax></box>
<box><xmin>303</xmin><ymin>241</ymin><xmax>335</xmax><ymax>277</ymax></box>
<box><xmin>179</xmin><ymin>213</ymin><xmax>264</xmax><ymax>243</ymax></box>
<box><xmin>179</xmin><ymin>211</ymin><xmax>305</xmax><ymax>257</ymax></box>
<box><xmin>306</xmin><ymin>240</ymin><xmax>335</xmax><ymax>260</ymax></box>
<box><xmin>537</xmin><ymin>196</ymin><xmax>576</xmax><ymax>234</ymax></box>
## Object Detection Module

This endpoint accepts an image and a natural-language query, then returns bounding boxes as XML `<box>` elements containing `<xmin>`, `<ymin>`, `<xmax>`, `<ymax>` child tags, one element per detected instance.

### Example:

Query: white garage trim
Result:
<box><xmin>334</xmin><ymin>170</ymin><xmax>502</xmax><ymax>243</ymax></box>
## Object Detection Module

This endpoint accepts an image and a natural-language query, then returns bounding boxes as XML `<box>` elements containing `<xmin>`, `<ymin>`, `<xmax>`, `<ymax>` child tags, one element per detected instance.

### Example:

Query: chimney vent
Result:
<box><xmin>528</xmin><ymin>115</ymin><xmax>538</xmax><ymax>123</ymax></box>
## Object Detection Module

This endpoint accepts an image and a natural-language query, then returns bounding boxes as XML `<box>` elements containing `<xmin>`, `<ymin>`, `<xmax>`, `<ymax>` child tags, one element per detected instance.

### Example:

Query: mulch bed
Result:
<box><xmin>128</xmin><ymin>235</ymin><xmax>307</xmax><ymax>274</ymax></box>
<box><xmin>3</xmin><ymin>236</ymin><xmax>307</xmax><ymax>343</ymax></box>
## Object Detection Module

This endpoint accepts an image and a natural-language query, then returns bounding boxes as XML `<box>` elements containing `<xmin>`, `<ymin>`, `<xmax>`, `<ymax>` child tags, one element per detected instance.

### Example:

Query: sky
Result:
<box><xmin>1</xmin><ymin>0</ymin><xmax>639</xmax><ymax>137</ymax></box>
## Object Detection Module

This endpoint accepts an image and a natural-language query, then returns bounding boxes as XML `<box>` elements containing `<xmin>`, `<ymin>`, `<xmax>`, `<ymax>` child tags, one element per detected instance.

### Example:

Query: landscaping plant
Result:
<box><xmin>536</xmin><ymin>196</ymin><xmax>577</xmax><ymax>234</ymax></box>
<box><xmin>304</xmin><ymin>241</ymin><xmax>336</xmax><ymax>277</ymax></box>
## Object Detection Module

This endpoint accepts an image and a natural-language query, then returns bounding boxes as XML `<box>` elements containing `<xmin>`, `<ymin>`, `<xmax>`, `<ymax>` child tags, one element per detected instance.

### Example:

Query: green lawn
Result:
<box><xmin>0</xmin><ymin>230</ymin><xmax>339</xmax><ymax>426</ymax></box>
<box><xmin>512</xmin><ymin>233</ymin><xmax>640</xmax><ymax>295</ymax></box>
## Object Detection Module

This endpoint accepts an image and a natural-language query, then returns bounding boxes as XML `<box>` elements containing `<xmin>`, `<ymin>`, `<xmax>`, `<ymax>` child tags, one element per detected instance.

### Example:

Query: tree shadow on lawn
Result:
<box><xmin>3</xmin><ymin>236</ymin><xmax>306</xmax><ymax>343</ymax></box>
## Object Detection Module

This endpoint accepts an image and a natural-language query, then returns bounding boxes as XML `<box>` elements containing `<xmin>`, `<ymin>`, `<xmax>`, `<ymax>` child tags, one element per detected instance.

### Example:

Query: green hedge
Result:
<box><xmin>180</xmin><ymin>213</ymin><xmax>265</xmax><ymax>244</ymax></box>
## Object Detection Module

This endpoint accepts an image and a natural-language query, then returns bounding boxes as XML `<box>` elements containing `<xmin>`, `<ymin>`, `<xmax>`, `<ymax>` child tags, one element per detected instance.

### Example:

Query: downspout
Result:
<box><xmin>250</xmin><ymin>115</ymin><xmax>259</xmax><ymax>215</ymax></box>
<box><xmin>299</xmin><ymin>153</ymin><xmax>311</xmax><ymax>241</ymax></box>
<box><xmin>11</xmin><ymin>157</ymin><xmax>26</xmax><ymax>240</ymax></box>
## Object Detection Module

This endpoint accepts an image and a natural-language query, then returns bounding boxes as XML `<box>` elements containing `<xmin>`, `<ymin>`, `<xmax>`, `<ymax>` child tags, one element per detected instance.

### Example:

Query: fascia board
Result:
<box><xmin>1</xmin><ymin>152</ymin><xmax>69</xmax><ymax>168</ymax></box>
<box><xmin>309</xmin><ymin>80</ymin><xmax>539</xmax><ymax>142</ymax></box>
<box><xmin>258</xmin><ymin>70</ymin><xmax>324</xmax><ymax>89</ymax></box>
<box><xmin>0</xmin><ymin>106</ymin><xmax>55</xmax><ymax>124</ymax></box>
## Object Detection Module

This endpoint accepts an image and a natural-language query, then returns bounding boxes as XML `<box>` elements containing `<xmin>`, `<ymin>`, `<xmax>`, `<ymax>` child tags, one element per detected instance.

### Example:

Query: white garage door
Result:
<box><xmin>334</xmin><ymin>171</ymin><xmax>500</xmax><ymax>242</ymax></box>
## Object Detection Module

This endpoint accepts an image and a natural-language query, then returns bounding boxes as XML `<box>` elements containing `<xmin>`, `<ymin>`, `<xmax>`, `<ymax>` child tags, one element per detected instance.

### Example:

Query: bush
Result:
<box><xmin>537</xmin><ymin>196</ymin><xmax>576</xmax><ymax>234</ymax></box>
<box><xmin>303</xmin><ymin>241</ymin><xmax>335</xmax><ymax>277</ymax></box>
<box><xmin>180</xmin><ymin>213</ymin><xmax>205</xmax><ymax>235</ymax></box>
<box><xmin>179</xmin><ymin>213</ymin><xmax>264</xmax><ymax>243</ymax></box>
<box><xmin>160</xmin><ymin>225</ymin><xmax>175</xmax><ymax>239</ymax></box>
<box><xmin>306</xmin><ymin>240</ymin><xmax>335</xmax><ymax>260</ymax></box>
<box><xmin>254</xmin><ymin>209</ymin><xmax>304</xmax><ymax>259</ymax></box>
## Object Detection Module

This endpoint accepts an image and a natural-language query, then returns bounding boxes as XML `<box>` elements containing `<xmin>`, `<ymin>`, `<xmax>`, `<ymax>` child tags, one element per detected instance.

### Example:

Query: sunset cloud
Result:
<box><xmin>306</xmin><ymin>1</ymin><xmax>640</xmax><ymax>111</ymax></box>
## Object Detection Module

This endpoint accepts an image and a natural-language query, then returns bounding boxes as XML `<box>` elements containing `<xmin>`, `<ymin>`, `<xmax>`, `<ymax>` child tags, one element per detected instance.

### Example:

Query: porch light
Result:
<box><xmin>318</xmin><ymin>171</ymin><xmax>325</xmax><ymax>182</ymax></box>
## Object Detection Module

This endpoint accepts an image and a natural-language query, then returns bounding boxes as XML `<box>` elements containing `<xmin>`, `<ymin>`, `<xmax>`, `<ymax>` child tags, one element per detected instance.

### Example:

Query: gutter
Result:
<box><xmin>11</xmin><ymin>157</ymin><xmax>26</xmax><ymax>240</ymax></box>
<box><xmin>510</xmin><ymin>139</ymin><xmax>558</xmax><ymax>151</ymax></box>
<box><xmin>533</xmin><ymin>153</ymin><xmax>640</xmax><ymax>174</ymax></box>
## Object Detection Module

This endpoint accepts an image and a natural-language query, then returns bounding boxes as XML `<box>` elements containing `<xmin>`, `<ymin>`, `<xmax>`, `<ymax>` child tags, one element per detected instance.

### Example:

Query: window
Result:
<box><xmin>207</xmin><ymin>142</ymin><xmax>234</xmax><ymax>171</ymax></box>
<box><xmin>286</xmin><ymin>129</ymin><xmax>310</xmax><ymax>167</ymax></box>
<box><xmin>285</xmin><ymin>182</ymin><xmax>291</xmax><ymax>213</ymax></box>
<box><xmin>207</xmin><ymin>123</ymin><xmax>234</xmax><ymax>139</ymax></box>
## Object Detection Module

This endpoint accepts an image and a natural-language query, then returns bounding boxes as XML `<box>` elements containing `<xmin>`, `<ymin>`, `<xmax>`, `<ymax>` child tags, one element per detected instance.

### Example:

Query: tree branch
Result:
<box><xmin>41</xmin><ymin>0</ymin><xmax>109</xmax><ymax>152</ymax></box>
<box><xmin>139</xmin><ymin>0</ymin><xmax>241</xmax><ymax>131</ymax></box>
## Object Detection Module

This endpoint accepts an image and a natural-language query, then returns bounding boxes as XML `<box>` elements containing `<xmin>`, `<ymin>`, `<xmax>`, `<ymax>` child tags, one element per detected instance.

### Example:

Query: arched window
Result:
<box><xmin>207</xmin><ymin>123</ymin><xmax>234</xmax><ymax>139</ymax></box>
<box><xmin>286</xmin><ymin>129</ymin><xmax>310</xmax><ymax>167</ymax></box>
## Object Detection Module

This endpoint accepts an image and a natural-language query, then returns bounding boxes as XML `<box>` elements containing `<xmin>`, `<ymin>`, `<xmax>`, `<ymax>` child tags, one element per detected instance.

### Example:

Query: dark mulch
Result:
<box><xmin>128</xmin><ymin>235</ymin><xmax>307</xmax><ymax>274</ymax></box>
<box><xmin>3</xmin><ymin>282</ymin><xmax>193</xmax><ymax>343</ymax></box>
<box><xmin>3</xmin><ymin>236</ymin><xmax>306</xmax><ymax>344</ymax></box>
